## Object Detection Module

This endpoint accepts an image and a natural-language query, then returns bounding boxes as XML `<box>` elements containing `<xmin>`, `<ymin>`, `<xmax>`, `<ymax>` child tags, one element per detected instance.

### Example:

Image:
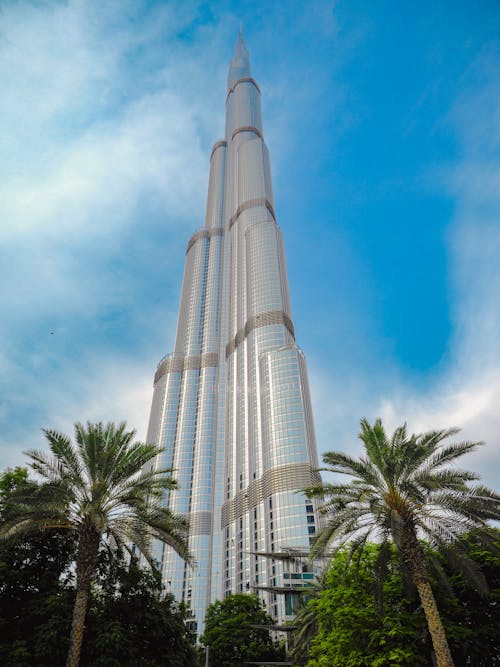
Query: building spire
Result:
<box><xmin>227</xmin><ymin>26</ymin><xmax>251</xmax><ymax>89</ymax></box>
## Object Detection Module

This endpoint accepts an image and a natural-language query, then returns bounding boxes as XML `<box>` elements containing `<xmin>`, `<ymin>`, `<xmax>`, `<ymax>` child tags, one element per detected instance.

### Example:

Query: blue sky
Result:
<box><xmin>1</xmin><ymin>0</ymin><xmax>499</xmax><ymax>490</ymax></box>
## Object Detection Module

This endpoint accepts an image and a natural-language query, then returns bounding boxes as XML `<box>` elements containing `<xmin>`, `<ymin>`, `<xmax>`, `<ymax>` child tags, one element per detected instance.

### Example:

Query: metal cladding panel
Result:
<box><xmin>169</xmin><ymin>369</ymin><xmax>199</xmax><ymax>515</ymax></box>
<box><xmin>227</xmin><ymin>224</ymin><xmax>239</xmax><ymax>343</ymax></box>
<box><xmin>190</xmin><ymin>366</ymin><xmax>218</xmax><ymax>515</ymax></box>
<box><xmin>244</xmin><ymin>324</ymin><xmax>294</xmax><ymax>487</ymax></box>
<box><xmin>277</xmin><ymin>227</ymin><xmax>292</xmax><ymax>318</ymax></box>
<box><xmin>224</xmin><ymin>350</ymin><xmax>237</xmax><ymax>495</ymax></box>
<box><xmin>201</xmin><ymin>234</ymin><xmax>223</xmax><ymax>354</ymax></box>
<box><xmin>150</xmin><ymin>368</ymin><xmax>181</xmax><ymax>456</ymax></box>
<box><xmin>262</xmin><ymin>142</ymin><xmax>274</xmax><ymax>206</ymax></box>
<box><xmin>221</xmin><ymin>462</ymin><xmax>320</xmax><ymax>526</ymax></box>
<box><xmin>228</xmin><ymin>82</ymin><xmax>263</xmax><ymax>136</ymax></box>
<box><xmin>174</xmin><ymin>236</ymin><xmax>209</xmax><ymax>357</ymax></box>
<box><xmin>237</xmin><ymin>138</ymin><xmax>269</xmax><ymax>204</ymax></box>
<box><xmin>228</xmin><ymin>138</ymin><xmax>239</xmax><ymax>230</ymax></box>
<box><xmin>297</xmin><ymin>349</ymin><xmax>320</xmax><ymax>469</ymax></box>
<box><xmin>259</xmin><ymin>345</ymin><xmax>317</xmax><ymax>471</ymax></box>
<box><xmin>147</xmin><ymin>361</ymin><xmax>184</xmax><ymax>493</ymax></box>
<box><xmin>246</xmin><ymin>221</ymin><xmax>289</xmax><ymax>317</ymax></box>
<box><xmin>235</xmin><ymin>217</ymin><xmax>248</xmax><ymax>335</ymax></box>
<box><xmin>145</xmin><ymin>373</ymin><xmax>167</xmax><ymax>448</ymax></box>
<box><xmin>235</xmin><ymin>342</ymin><xmax>248</xmax><ymax>489</ymax></box>
<box><xmin>206</xmin><ymin>142</ymin><xmax>226</xmax><ymax>229</ymax></box>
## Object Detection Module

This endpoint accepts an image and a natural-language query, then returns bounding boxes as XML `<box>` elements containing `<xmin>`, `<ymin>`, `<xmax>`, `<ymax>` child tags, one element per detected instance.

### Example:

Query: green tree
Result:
<box><xmin>81</xmin><ymin>552</ymin><xmax>196</xmax><ymax>667</ymax></box>
<box><xmin>0</xmin><ymin>422</ymin><xmax>192</xmax><ymax>667</ymax></box>
<box><xmin>301</xmin><ymin>535</ymin><xmax>500</xmax><ymax>667</ymax></box>
<box><xmin>0</xmin><ymin>467</ymin><xmax>29</xmax><ymax>508</ymax></box>
<box><xmin>288</xmin><ymin>574</ymin><xmax>328</xmax><ymax>665</ymax></box>
<box><xmin>305</xmin><ymin>545</ymin><xmax>428</xmax><ymax>667</ymax></box>
<box><xmin>0</xmin><ymin>467</ymin><xmax>75</xmax><ymax>666</ymax></box>
<box><xmin>305</xmin><ymin>419</ymin><xmax>500</xmax><ymax>667</ymax></box>
<box><xmin>201</xmin><ymin>594</ymin><xmax>285</xmax><ymax>667</ymax></box>
<box><xmin>432</xmin><ymin>531</ymin><xmax>500</xmax><ymax>666</ymax></box>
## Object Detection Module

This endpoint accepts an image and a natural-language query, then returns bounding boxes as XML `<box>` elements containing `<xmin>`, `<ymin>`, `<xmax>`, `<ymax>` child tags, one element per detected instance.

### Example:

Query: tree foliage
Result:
<box><xmin>0</xmin><ymin>436</ymin><xmax>193</xmax><ymax>667</ymax></box>
<box><xmin>432</xmin><ymin>531</ymin><xmax>500</xmax><ymax>666</ymax></box>
<box><xmin>297</xmin><ymin>537</ymin><xmax>500</xmax><ymax>667</ymax></box>
<box><xmin>0</xmin><ymin>475</ymin><xmax>196</xmax><ymax>667</ymax></box>
<box><xmin>200</xmin><ymin>594</ymin><xmax>285</xmax><ymax>667</ymax></box>
<box><xmin>0</xmin><ymin>467</ymin><xmax>75</xmax><ymax>666</ymax></box>
<box><xmin>288</xmin><ymin>573</ymin><xmax>328</xmax><ymax>665</ymax></box>
<box><xmin>81</xmin><ymin>553</ymin><xmax>196</xmax><ymax>667</ymax></box>
<box><xmin>305</xmin><ymin>546</ymin><xmax>429</xmax><ymax>667</ymax></box>
<box><xmin>305</xmin><ymin>419</ymin><xmax>500</xmax><ymax>667</ymax></box>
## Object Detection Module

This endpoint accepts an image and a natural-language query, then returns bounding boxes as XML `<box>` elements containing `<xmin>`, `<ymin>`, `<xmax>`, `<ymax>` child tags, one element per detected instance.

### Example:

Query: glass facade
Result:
<box><xmin>145</xmin><ymin>32</ymin><xmax>321</xmax><ymax>636</ymax></box>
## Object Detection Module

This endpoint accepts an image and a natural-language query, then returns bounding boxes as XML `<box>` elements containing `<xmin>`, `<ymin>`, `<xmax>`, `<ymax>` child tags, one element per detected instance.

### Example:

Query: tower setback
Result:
<box><xmin>146</xmin><ymin>32</ymin><xmax>321</xmax><ymax>635</ymax></box>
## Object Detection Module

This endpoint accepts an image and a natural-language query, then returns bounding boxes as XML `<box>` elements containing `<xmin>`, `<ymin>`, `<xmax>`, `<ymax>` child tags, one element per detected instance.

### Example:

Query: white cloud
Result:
<box><xmin>0</xmin><ymin>0</ymin><xmax>220</xmax><ymax>470</ymax></box>
<box><xmin>3</xmin><ymin>90</ymin><xmax>208</xmax><ymax>240</ymax></box>
<box><xmin>0</xmin><ymin>0</ymin><xmax>224</xmax><ymax>335</ymax></box>
<box><xmin>0</xmin><ymin>350</ymin><xmax>156</xmax><ymax>469</ymax></box>
<box><xmin>48</xmin><ymin>355</ymin><xmax>155</xmax><ymax>442</ymax></box>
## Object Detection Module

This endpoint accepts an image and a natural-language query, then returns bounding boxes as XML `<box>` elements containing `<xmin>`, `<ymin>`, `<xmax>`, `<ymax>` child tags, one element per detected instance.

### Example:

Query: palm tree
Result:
<box><xmin>289</xmin><ymin>573</ymin><xmax>327</xmax><ymax>665</ymax></box>
<box><xmin>305</xmin><ymin>418</ymin><xmax>500</xmax><ymax>667</ymax></box>
<box><xmin>0</xmin><ymin>421</ymin><xmax>191</xmax><ymax>667</ymax></box>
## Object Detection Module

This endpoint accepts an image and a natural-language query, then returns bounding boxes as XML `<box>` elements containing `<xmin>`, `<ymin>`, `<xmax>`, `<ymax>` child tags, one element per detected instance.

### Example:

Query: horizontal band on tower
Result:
<box><xmin>232</xmin><ymin>125</ymin><xmax>263</xmax><ymax>141</ymax></box>
<box><xmin>229</xmin><ymin>197</ymin><xmax>276</xmax><ymax>229</ymax></box>
<box><xmin>210</xmin><ymin>140</ymin><xmax>227</xmax><ymax>161</ymax></box>
<box><xmin>225</xmin><ymin>310</ymin><xmax>295</xmax><ymax>358</ymax></box>
<box><xmin>226</xmin><ymin>76</ymin><xmax>260</xmax><ymax>103</ymax></box>
<box><xmin>187</xmin><ymin>510</ymin><xmax>212</xmax><ymax>536</ymax></box>
<box><xmin>186</xmin><ymin>227</ymin><xmax>223</xmax><ymax>254</ymax></box>
<box><xmin>154</xmin><ymin>352</ymin><xmax>219</xmax><ymax>384</ymax></box>
<box><xmin>221</xmin><ymin>462</ymin><xmax>321</xmax><ymax>528</ymax></box>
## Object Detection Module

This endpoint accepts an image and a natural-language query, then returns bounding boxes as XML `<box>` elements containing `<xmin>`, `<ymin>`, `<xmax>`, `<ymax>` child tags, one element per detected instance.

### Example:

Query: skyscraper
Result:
<box><xmin>146</xmin><ymin>31</ymin><xmax>321</xmax><ymax>635</ymax></box>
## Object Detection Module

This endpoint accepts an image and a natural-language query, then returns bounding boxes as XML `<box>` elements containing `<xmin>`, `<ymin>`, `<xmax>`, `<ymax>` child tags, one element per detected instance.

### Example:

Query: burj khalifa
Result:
<box><xmin>145</xmin><ymin>31</ymin><xmax>321</xmax><ymax>635</ymax></box>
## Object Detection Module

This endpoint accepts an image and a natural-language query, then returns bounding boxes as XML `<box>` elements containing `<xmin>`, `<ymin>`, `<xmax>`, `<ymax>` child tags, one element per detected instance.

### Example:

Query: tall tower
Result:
<box><xmin>146</xmin><ymin>31</ymin><xmax>321</xmax><ymax>635</ymax></box>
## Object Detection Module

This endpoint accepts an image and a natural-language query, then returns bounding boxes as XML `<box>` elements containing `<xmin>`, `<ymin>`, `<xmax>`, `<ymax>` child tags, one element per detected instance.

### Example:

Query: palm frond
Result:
<box><xmin>359</xmin><ymin>417</ymin><xmax>390</xmax><ymax>478</ymax></box>
<box><xmin>422</xmin><ymin>440</ymin><xmax>483</xmax><ymax>472</ymax></box>
<box><xmin>431</xmin><ymin>487</ymin><xmax>500</xmax><ymax>522</ymax></box>
<box><xmin>413</xmin><ymin>468</ymin><xmax>480</xmax><ymax>493</ymax></box>
<box><xmin>425</xmin><ymin>550</ymin><xmax>454</xmax><ymax>597</ymax></box>
<box><xmin>109</xmin><ymin>517</ymin><xmax>157</xmax><ymax>569</ymax></box>
<box><xmin>25</xmin><ymin>448</ymin><xmax>73</xmax><ymax>485</ymax></box>
<box><xmin>415</xmin><ymin>427</ymin><xmax>461</xmax><ymax>450</ymax></box>
<box><xmin>102</xmin><ymin>468</ymin><xmax>176</xmax><ymax>512</ymax></box>
<box><xmin>74</xmin><ymin>421</ymin><xmax>100</xmax><ymax>483</ymax></box>
<box><xmin>309</xmin><ymin>417</ymin><xmax>498</xmax><ymax>605</ymax></box>
<box><xmin>42</xmin><ymin>429</ymin><xmax>86</xmax><ymax>487</ymax></box>
<box><xmin>321</xmin><ymin>450</ymin><xmax>383</xmax><ymax>489</ymax></box>
<box><xmin>111</xmin><ymin>445</ymin><xmax>164</xmax><ymax>487</ymax></box>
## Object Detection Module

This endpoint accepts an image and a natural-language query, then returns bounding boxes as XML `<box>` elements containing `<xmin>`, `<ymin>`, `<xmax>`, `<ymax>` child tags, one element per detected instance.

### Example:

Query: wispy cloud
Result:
<box><xmin>311</xmin><ymin>45</ymin><xmax>500</xmax><ymax>488</ymax></box>
<box><xmin>0</xmin><ymin>0</ymin><xmax>224</xmax><ymax>465</ymax></box>
<box><xmin>0</xmin><ymin>349</ymin><xmax>155</xmax><ymax>468</ymax></box>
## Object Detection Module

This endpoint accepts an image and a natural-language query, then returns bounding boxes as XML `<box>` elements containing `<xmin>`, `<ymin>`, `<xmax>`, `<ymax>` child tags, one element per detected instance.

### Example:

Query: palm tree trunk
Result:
<box><xmin>66</xmin><ymin>523</ymin><xmax>100</xmax><ymax>667</ymax></box>
<box><xmin>402</xmin><ymin>529</ymin><xmax>454</xmax><ymax>667</ymax></box>
<box><xmin>414</xmin><ymin>578</ymin><xmax>454</xmax><ymax>667</ymax></box>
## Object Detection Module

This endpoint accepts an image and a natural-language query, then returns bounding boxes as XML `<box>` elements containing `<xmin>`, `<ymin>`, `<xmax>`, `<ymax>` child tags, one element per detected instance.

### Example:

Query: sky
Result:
<box><xmin>1</xmin><ymin>0</ymin><xmax>499</xmax><ymax>491</ymax></box>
